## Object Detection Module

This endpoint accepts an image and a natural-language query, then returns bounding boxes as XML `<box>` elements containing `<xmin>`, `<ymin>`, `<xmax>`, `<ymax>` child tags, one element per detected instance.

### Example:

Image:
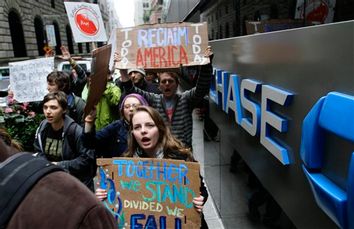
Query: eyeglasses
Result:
<box><xmin>124</xmin><ymin>103</ymin><xmax>139</xmax><ymax>109</ymax></box>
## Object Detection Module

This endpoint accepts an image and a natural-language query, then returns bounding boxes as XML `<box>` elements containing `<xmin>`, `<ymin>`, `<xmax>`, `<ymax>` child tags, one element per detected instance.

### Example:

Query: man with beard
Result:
<box><xmin>118</xmin><ymin>47</ymin><xmax>213</xmax><ymax>149</ymax></box>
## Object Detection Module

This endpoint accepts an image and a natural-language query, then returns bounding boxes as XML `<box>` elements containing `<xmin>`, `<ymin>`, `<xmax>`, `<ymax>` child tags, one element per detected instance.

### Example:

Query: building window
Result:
<box><xmin>8</xmin><ymin>9</ymin><xmax>27</xmax><ymax>57</ymax></box>
<box><xmin>78</xmin><ymin>43</ymin><xmax>83</xmax><ymax>53</ymax></box>
<box><xmin>86</xmin><ymin>43</ymin><xmax>90</xmax><ymax>53</ymax></box>
<box><xmin>225</xmin><ymin>22</ymin><xmax>230</xmax><ymax>38</ymax></box>
<box><xmin>233</xmin><ymin>21</ymin><xmax>237</xmax><ymax>36</ymax></box>
<box><xmin>270</xmin><ymin>4</ymin><xmax>279</xmax><ymax>19</ymax></box>
<box><xmin>225</xmin><ymin>5</ymin><xmax>228</xmax><ymax>14</ymax></box>
<box><xmin>34</xmin><ymin>16</ymin><xmax>45</xmax><ymax>56</ymax></box>
<box><xmin>66</xmin><ymin>25</ymin><xmax>74</xmax><ymax>54</ymax></box>
<box><xmin>143</xmin><ymin>2</ymin><xmax>149</xmax><ymax>8</ymax></box>
<box><xmin>51</xmin><ymin>0</ymin><xmax>55</xmax><ymax>8</ymax></box>
<box><xmin>219</xmin><ymin>25</ymin><xmax>223</xmax><ymax>38</ymax></box>
<box><xmin>53</xmin><ymin>21</ymin><xmax>62</xmax><ymax>54</ymax></box>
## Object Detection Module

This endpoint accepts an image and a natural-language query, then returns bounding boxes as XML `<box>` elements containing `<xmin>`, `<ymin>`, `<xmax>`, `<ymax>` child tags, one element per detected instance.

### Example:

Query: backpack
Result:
<box><xmin>0</xmin><ymin>153</ymin><xmax>63</xmax><ymax>227</ymax></box>
<box><xmin>35</xmin><ymin>118</ymin><xmax>78</xmax><ymax>156</ymax></box>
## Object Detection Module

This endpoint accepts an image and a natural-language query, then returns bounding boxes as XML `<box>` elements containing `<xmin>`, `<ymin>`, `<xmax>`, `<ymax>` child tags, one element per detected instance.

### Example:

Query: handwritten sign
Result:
<box><xmin>9</xmin><ymin>57</ymin><xmax>54</xmax><ymax>102</ymax></box>
<box><xmin>97</xmin><ymin>157</ymin><xmax>201</xmax><ymax>229</ymax></box>
<box><xmin>115</xmin><ymin>22</ymin><xmax>209</xmax><ymax>69</ymax></box>
<box><xmin>64</xmin><ymin>2</ymin><xmax>107</xmax><ymax>43</ymax></box>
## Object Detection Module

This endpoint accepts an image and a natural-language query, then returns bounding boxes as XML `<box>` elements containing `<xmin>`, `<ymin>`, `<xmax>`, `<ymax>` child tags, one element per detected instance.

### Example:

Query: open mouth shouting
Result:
<box><xmin>141</xmin><ymin>137</ymin><xmax>154</xmax><ymax>147</ymax></box>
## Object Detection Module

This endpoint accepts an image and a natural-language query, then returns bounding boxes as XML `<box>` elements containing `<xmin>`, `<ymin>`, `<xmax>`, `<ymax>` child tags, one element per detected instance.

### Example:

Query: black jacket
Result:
<box><xmin>34</xmin><ymin>115</ymin><xmax>95</xmax><ymax>190</ymax></box>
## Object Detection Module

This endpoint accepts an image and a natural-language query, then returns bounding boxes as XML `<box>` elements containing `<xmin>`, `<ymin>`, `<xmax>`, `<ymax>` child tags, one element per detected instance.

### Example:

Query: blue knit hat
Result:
<box><xmin>119</xmin><ymin>93</ymin><xmax>148</xmax><ymax>114</ymax></box>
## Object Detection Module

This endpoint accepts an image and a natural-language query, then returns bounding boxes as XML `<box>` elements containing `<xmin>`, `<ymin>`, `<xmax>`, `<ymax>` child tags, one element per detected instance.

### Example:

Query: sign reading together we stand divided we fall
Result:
<box><xmin>115</xmin><ymin>22</ymin><xmax>209</xmax><ymax>69</ymax></box>
<box><xmin>97</xmin><ymin>157</ymin><xmax>201</xmax><ymax>229</ymax></box>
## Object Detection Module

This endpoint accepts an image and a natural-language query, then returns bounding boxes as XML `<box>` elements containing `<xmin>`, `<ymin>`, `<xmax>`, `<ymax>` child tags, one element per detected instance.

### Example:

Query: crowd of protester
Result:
<box><xmin>0</xmin><ymin>44</ymin><xmax>214</xmax><ymax>228</ymax></box>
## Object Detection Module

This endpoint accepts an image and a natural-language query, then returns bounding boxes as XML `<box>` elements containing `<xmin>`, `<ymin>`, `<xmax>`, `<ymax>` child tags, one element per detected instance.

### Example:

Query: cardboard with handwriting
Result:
<box><xmin>115</xmin><ymin>22</ymin><xmax>209</xmax><ymax>70</ymax></box>
<box><xmin>97</xmin><ymin>157</ymin><xmax>201</xmax><ymax>228</ymax></box>
<box><xmin>84</xmin><ymin>44</ymin><xmax>111</xmax><ymax>117</ymax></box>
<box><xmin>9</xmin><ymin>57</ymin><xmax>54</xmax><ymax>102</ymax></box>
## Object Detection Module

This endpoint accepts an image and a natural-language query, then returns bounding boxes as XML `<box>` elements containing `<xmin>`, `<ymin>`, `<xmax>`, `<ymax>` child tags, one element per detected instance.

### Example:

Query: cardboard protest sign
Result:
<box><xmin>115</xmin><ymin>22</ymin><xmax>209</xmax><ymax>70</ymax></box>
<box><xmin>84</xmin><ymin>44</ymin><xmax>111</xmax><ymax>117</ymax></box>
<box><xmin>64</xmin><ymin>2</ymin><xmax>107</xmax><ymax>43</ymax></box>
<box><xmin>97</xmin><ymin>157</ymin><xmax>201</xmax><ymax>229</ymax></box>
<box><xmin>9</xmin><ymin>57</ymin><xmax>54</xmax><ymax>102</ymax></box>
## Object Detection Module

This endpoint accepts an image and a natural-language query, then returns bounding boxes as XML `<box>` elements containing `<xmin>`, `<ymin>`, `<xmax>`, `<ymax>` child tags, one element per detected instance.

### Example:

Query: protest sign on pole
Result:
<box><xmin>84</xmin><ymin>44</ymin><xmax>111</xmax><ymax>117</ymax></box>
<box><xmin>294</xmin><ymin>0</ymin><xmax>336</xmax><ymax>24</ymax></box>
<box><xmin>9</xmin><ymin>57</ymin><xmax>54</xmax><ymax>103</ymax></box>
<box><xmin>64</xmin><ymin>2</ymin><xmax>107</xmax><ymax>43</ymax></box>
<box><xmin>97</xmin><ymin>157</ymin><xmax>201</xmax><ymax>228</ymax></box>
<box><xmin>115</xmin><ymin>22</ymin><xmax>209</xmax><ymax>70</ymax></box>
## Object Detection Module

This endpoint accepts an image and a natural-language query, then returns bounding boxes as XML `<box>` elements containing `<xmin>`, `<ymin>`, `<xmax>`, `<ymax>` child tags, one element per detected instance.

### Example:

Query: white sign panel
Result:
<box><xmin>64</xmin><ymin>2</ymin><xmax>108</xmax><ymax>43</ymax></box>
<box><xmin>9</xmin><ymin>58</ymin><xmax>54</xmax><ymax>103</ymax></box>
<box><xmin>107</xmin><ymin>28</ymin><xmax>117</xmax><ymax>71</ymax></box>
<box><xmin>45</xmin><ymin>25</ymin><xmax>57</xmax><ymax>47</ymax></box>
<box><xmin>295</xmin><ymin>0</ymin><xmax>336</xmax><ymax>24</ymax></box>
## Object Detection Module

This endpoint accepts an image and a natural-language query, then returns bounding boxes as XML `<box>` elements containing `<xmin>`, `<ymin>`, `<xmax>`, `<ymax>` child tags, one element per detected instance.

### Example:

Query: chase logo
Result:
<box><xmin>300</xmin><ymin>92</ymin><xmax>354</xmax><ymax>229</ymax></box>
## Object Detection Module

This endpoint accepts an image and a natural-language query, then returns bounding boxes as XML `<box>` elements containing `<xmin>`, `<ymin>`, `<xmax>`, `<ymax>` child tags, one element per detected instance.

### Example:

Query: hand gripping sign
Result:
<box><xmin>115</xmin><ymin>22</ymin><xmax>210</xmax><ymax>69</ymax></box>
<box><xmin>64</xmin><ymin>2</ymin><xmax>107</xmax><ymax>43</ymax></box>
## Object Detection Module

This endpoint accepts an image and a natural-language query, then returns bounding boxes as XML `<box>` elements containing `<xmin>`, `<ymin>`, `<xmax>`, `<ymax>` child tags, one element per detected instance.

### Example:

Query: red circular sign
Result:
<box><xmin>74</xmin><ymin>7</ymin><xmax>99</xmax><ymax>36</ymax></box>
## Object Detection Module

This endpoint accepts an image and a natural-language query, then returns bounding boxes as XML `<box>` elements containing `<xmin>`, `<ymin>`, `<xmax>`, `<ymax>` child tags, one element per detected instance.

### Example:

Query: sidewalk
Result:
<box><xmin>192</xmin><ymin>113</ymin><xmax>268</xmax><ymax>229</ymax></box>
<box><xmin>192</xmin><ymin>113</ymin><xmax>225</xmax><ymax>229</ymax></box>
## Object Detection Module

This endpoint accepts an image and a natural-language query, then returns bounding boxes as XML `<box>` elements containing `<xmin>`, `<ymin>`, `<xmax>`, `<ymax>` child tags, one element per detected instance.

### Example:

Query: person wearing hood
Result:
<box><xmin>82</xmin><ymin>93</ymin><xmax>148</xmax><ymax>158</ymax></box>
<box><xmin>34</xmin><ymin>91</ymin><xmax>96</xmax><ymax>191</ymax></box>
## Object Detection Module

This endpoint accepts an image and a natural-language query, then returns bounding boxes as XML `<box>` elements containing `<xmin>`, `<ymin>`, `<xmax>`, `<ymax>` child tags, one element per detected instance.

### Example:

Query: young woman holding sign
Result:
<box><xmin>82</xmin><ymin>93</ymin><xmax>148</xmax><ymax>157</ymax></box>
<box><xmin>96</xmin><ymin>106</ymin><xmax>209</xmax><ymax>228</ymax></box>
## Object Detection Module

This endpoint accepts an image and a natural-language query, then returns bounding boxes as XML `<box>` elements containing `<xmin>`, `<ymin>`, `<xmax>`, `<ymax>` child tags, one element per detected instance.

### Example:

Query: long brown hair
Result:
<box><xmin>0</xmin><ymin>127</ymin><xmax>23</xmax><ymax>151</ymax></box>
<box><xmin>124</xmin><ymin>106</ymin><xmax>193</xmax><ymax>161</ymax></box>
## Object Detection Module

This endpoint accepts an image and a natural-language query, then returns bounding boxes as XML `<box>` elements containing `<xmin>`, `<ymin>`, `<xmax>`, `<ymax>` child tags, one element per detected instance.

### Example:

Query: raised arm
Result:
<box><xmin>114</xmin><ymin>52</ymin><xmax>129</xmax><ymax>82</ymax></box>
<box><xmin>187</xmin><ymin>46</ymin><xmax>214</xmax><ymax>102</ymax></box>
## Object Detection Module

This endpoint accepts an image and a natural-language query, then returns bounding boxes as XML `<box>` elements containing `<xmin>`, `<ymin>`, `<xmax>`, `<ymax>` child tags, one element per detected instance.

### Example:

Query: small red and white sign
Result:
<box><xmin>295</xmin><ymin>0</ymin><xmax>336</xmax><ymax>24</ymax></box>
<box><xmin>65</xmin><ymin>2</ymin><xmax>107</xmax><ymax>43</ymax></box>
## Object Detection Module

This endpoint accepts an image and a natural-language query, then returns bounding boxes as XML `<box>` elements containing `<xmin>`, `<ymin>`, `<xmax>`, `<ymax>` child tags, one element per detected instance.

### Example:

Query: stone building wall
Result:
<box><xmin>0</xmin><ymin>0</ymin><xmax>109</xmax><ymax>61</ymax></box>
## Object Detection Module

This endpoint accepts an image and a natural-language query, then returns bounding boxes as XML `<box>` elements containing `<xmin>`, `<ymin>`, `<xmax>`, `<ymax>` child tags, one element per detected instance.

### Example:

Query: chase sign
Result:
<box><xmin>300</xmin><ymin>92</ymin><xmax>354</xmax><ymax>229</ymax></box>
<box><xmin>210</xmin><ymin>68</ymin><xmax>294</xmax><ymax>165</ymax></box>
